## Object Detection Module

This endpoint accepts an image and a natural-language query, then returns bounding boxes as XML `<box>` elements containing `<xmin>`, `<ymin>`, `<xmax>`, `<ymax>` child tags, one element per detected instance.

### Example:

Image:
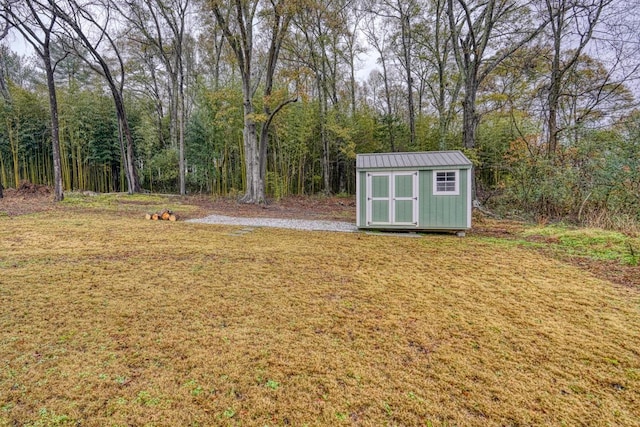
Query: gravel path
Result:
<box><xmin>187</xmin><ymin>214</ymin><xmax>358</xmax><ymax>232</ymax></box>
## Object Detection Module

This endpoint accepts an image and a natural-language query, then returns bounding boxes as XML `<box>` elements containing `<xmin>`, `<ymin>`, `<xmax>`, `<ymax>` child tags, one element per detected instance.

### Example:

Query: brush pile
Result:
<box><xmin>145</xmin><ymin>209</ymin><xmax>178</xmax><ymax>221</ymax></box>
<box><xmin>16</xmin><ymin>181</ymin><xmax>51</xmax><ymax>196</ymax></box>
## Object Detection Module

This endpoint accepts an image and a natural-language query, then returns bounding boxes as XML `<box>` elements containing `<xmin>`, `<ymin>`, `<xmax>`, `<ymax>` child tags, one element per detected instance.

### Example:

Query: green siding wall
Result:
<box><xmin>418</xmin><ymin>169</ymin><xmax>468</xmax><ymax>229</ymax></box>
<box><xmin>358</xmin><ymin>168</ymin><xmax>469</xmax><ymax>230</ymax></box>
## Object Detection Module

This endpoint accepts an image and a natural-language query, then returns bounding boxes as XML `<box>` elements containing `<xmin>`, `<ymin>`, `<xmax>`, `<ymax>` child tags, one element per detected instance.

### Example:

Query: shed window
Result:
<box><xmin>434</xmin><ymin>170</ymin><xmax>459</xmax><ymax>195</ymax></box>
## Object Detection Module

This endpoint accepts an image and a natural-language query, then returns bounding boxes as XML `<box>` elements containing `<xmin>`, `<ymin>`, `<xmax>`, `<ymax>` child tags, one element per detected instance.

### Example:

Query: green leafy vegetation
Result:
<box><xmin>479</xmin><ymin>221</ymin><xmax>640</xmax><ymax>266</ymax></box>
<box><xmin>521</xmin><ymin>226</ymin><xmax>640</xmax><ymax>266</ymax></box>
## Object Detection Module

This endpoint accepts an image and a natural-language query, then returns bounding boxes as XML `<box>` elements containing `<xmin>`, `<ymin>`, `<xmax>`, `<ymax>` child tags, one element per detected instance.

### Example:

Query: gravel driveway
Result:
<box><xmin>187</xmin><ymin>214</ymin><xmax>358</xmax><ymax>232</ymax></box>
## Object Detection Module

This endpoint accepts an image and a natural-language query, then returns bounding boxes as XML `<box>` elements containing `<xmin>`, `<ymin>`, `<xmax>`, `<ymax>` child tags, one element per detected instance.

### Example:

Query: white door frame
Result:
<box><xmin>366</xmin><ymin>171</ymin><xmax>418</xmax><ymax>226</ymax></box>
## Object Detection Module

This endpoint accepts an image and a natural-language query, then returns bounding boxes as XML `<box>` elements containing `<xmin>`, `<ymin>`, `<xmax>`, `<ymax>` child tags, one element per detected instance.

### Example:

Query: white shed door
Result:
<box><xmin>366</xmin><ymin>172</ymin><xmax>418</xmax><ymax>226</ymax></box>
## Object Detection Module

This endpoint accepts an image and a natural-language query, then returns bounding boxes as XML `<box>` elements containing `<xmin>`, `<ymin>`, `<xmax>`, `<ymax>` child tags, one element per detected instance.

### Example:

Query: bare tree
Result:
<box><xmin>366</xmin><ymin>0</ymin><xmax>420</xmax><ymax>146</ymax></box>
<box><xmin>115</xmin><ymin>0</ymin><xmax>190</xmax><ymax>195</ymax></box>
<box><xmin>363</xmin><ymin>16</ymin><xmax>397</xmax><ymax>151</ymax></box>
<box><xmin>447</xmin><ymin>0</ymin><xmax>548</xmax><ymax>149</ymax></box>
<box><xmin>544</xmin><ymin>0</ymin><xmax>611</xmax><ymax>157</ymax></box>
<box><xmin>209</xmin><ymin>0</ymin><xmax>296</xmax><ymax>203</ymax></box>
<box><xmin>1</xmin><ymin>0</ymin><xmax>65</xmax><ymax>201</ymax></box>
<box><xmin>130</xmin><ymin>47</ymin><xmax>168</xmax><ymax>149</ymax></box>
<box><xmin>290</xmin><ymin>0</ymin><xmax>348</xmax><ymax>193</ymax></box>
<box><xmin>0</xmin><ymin>21</ymin><xmax>11</xmax><ymax>102</ymax></box>
<box><xmin>413</xmin><ymin>0</ymin><xmax>462</xmax><ymax>150</ymax></box>
<box><xmin>50</xmin><ymin>0</ymin><xmax>141</xmax><ymax>193</ymax></box>
<box><xmin>337</xmin><ymin>2</ymin><xmax>366</xmax><ymax>118</ymax></box>
<box><xmin>194</xmin><ymin>8</ymin><xmax>228</xmax><ymax>91</ymax></box>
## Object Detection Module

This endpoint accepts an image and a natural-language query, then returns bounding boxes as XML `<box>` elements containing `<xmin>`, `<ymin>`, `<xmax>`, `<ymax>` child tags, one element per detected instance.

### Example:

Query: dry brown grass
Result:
<box><xmin>1</xmin><ymin>204</ymin><xmax>639</xmax><ymax>426</ymax></box>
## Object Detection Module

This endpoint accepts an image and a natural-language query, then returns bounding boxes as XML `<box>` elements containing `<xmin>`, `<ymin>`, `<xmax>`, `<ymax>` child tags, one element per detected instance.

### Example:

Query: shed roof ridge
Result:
<box><xmin>356</xmin><ymin>150</ymin><xmax>472</xmax><ymax>169</ymax></box>
<box><xmin>357</xmin><ymin>150</ymin><xmax>463</xmax><ymax>156</ymax></box>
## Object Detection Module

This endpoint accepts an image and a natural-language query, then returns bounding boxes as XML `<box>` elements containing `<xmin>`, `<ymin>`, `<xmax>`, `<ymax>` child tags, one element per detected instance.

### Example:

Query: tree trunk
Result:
<box><xmin>338</xmin><ymin>157</ymin><xmax>346</xmax><ymax>194</ymax></box>
<box><xmin>240</xmin><ymin>82</ymin><xmax>265</xmax><ymax>204</ymax></box>
<box><xmin>116</xmin><ymin>117</ymin><xmax>132</xmax><ymax>193</ymax></box>
<box><xmin>43</xmin><ymin>50</ymin><xmax>64</xmax><ymax>201</ymax></box>
<box><xmin>462</xmin><ymin>76</ymin><xmax>478</xmax><ymax>149</ymax></box>
<box><xmin>548</xmin><ymin>90</ymin><xmax>559</xmax><ymax>157</ymax></box>
<box><xmin>349</xmin><ymin>51</ymin><xmax>356</xmax><ymax>118</ymax></box>
<box><xmin>547</xmin><ymin>0</ymin><xmax>564</xmax><ymax>159</ymax></box>
<box><xmin>380</xmin><ymin>57</ymin><xmax>396</xmax><ymax>152</ymax></box>
<box><xmin>178</xmin><ymin>67</ymin><xmax>186</xmax><ymax>196</ymax></box>
<box><xmin>318</xmin><ymin>75</ymin><xmax>330</xmax><ymax>194</ymax></box>
<box><xmin>401</xmin><ymin>12</ymin><xmax>416</xmax><ymax>147</ymax></box>
<box><xmin>111</xmin><ymin>88</ymin><xmax>140</xmax><ymax>194</ymax></box>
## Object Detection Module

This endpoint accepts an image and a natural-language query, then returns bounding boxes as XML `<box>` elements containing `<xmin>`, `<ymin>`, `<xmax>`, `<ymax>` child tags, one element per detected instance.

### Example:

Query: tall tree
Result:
<box><xmin>544</xmin><ymin>0</ymin><xmax>611</xmax><ymax>157</ymax></box>
<box><xmin>367</xmin><ymin>0</ymin><xmax>419</xmax><ymax>146</ymax></box>
<box><xmin>1</xmin><ymin>0</ymin><xmax>65</xmax><ymax>201</ymax></box>
<box><xmin>339</xmin><ymin>4</ymin><xmax>365</xmax><ymax>118</ymax></box>
<box><xmin>50</xmin><ymin>0</ymin><xmax>141</xmax><ymax>193</ymax></box>
<box><xmin>413</xmin><ymin>0</ymin><xmax>461</xmax><ymax>150</ymax></box>
<box><xmin>0</xmin><ymin>27</ymin><xmax>13</xmax><ymax>191</ymax></box>
<box><xmin>291</xmin><ymin>0</ymin><xmax>346</xmax><ymax>193</ymax></box>
<box><xmin>116</xmin><ymin>0</ymin><xmax>190</xmax><ymax>195</ymax></box>
<box><xmin>0</xmin><ymin>23</ymin><xmax>11</xmax><ymax>102</ymax></box>
<box><xmin>209</xmin><ymin>0</ymin><xmax>296</xmax><ymax>203</ymax></box>
<box><xmin>363</xmin><ymin>16</ymin><xmax>397</xmax><ymax>151</ymax></box>
<box><xmin>447</xmin><ymin>0</ymin><xmax>548</xmax><ymax>149</ymax></box>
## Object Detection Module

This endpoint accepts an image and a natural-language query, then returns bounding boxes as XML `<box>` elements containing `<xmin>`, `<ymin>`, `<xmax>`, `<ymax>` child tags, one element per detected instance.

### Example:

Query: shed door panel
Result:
<box><xmin>371</xmin><ymin>200</ymin><xmax>390</xmax><ymax>223</ymax></box>
<box><xmin>393</xmin><ymin>173</ymin><xmax>417</xmax><ymax>225</ymax></box>
<box><xmin>371</xmin><ymin>175</ymin><xmax>389</xmax><ymax>198</ymax></box>
<box><xmin>366</xmin><ymin>172</ymin><xmax>417</xmax><ymax>226</ymax></box>
<box><xmin>394</xmin><ymin>200</ymin><xmax>413</xmax><ymax>223</ymax></box>
<box><xmin>368</xmin><ymin>174</ymin><xmax>391</xmax><ymax>224</ymax></box>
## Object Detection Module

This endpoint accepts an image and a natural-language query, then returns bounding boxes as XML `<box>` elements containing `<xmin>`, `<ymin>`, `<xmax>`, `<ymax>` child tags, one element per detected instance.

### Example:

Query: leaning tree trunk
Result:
<box><xmin>43</xmin><ymin>47</ymin><xmax>63</xmax><ymax>201</ymax></box>
<box><xmin>116</xmin><ymin>118</ymin><xmax>131</xmax><ymax>193</ymax></box>
<box><xmin>113</xmin><ymin>89</ymin><xmax>140</xmax><ymax>194</ymax></box>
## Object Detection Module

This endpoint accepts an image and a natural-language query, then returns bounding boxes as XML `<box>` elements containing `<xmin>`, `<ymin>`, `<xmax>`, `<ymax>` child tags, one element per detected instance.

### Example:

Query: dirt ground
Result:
<box><xmin>1</xmin><ymin>185</ymin><xmax>638</xmax><ymax>290</ymax></box>
<box><xmin>0</xmin><ymin>184</ymin><xmax>57</xmax><ymax>216</ymax></box>
<box><xmin>185</xmin><ymin>193</ymin><xmax>356</xmax><ymax>221</ymax></box>
<box><xmin>0</xmin><ymin>186</ymin><xmax>356</xmax><ymax>220</ymax></box>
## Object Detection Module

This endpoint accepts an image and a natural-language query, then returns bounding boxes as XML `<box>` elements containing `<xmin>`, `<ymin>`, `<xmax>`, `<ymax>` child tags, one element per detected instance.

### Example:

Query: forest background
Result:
<box><xmin>0</xmin><ymin>0</ymin><xmax>639</xmax><ymax>229</ymax></box>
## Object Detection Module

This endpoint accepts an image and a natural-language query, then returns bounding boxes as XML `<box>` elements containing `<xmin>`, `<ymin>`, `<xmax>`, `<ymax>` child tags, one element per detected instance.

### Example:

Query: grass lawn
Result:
<box><xmin>1</xmin><ymin>195</ymin><xmax>639</xmax><ymax>426</ymax></box>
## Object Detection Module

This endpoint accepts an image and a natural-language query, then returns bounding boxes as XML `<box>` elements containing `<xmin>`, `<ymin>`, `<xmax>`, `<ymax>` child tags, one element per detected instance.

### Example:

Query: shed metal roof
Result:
<box><xmin>356</xmin><ymin>150</ymin><xmax>472</xmax><ymax>169</ymax></box>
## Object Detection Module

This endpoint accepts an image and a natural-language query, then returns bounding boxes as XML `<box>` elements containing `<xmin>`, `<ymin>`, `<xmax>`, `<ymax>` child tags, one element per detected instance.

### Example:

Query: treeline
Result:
<box><xmin>0</xmin><ymin>0</ymin><xmax>639</xmax><ymax>227</ymax></box>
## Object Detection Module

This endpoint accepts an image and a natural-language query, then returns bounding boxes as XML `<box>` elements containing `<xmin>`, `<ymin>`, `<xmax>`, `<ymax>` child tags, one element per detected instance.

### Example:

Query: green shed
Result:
<box><xmin>356</xmin><ymin>151</ymin><xmax>473</xmax><ymax>232</ymax></box>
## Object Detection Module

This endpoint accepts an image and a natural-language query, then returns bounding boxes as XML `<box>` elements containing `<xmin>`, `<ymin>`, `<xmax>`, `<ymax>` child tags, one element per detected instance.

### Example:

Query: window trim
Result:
<box><xmin>433</xmin><ymin>170</ymin><xmax>459</xmax><ymax>196</ymax></box>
